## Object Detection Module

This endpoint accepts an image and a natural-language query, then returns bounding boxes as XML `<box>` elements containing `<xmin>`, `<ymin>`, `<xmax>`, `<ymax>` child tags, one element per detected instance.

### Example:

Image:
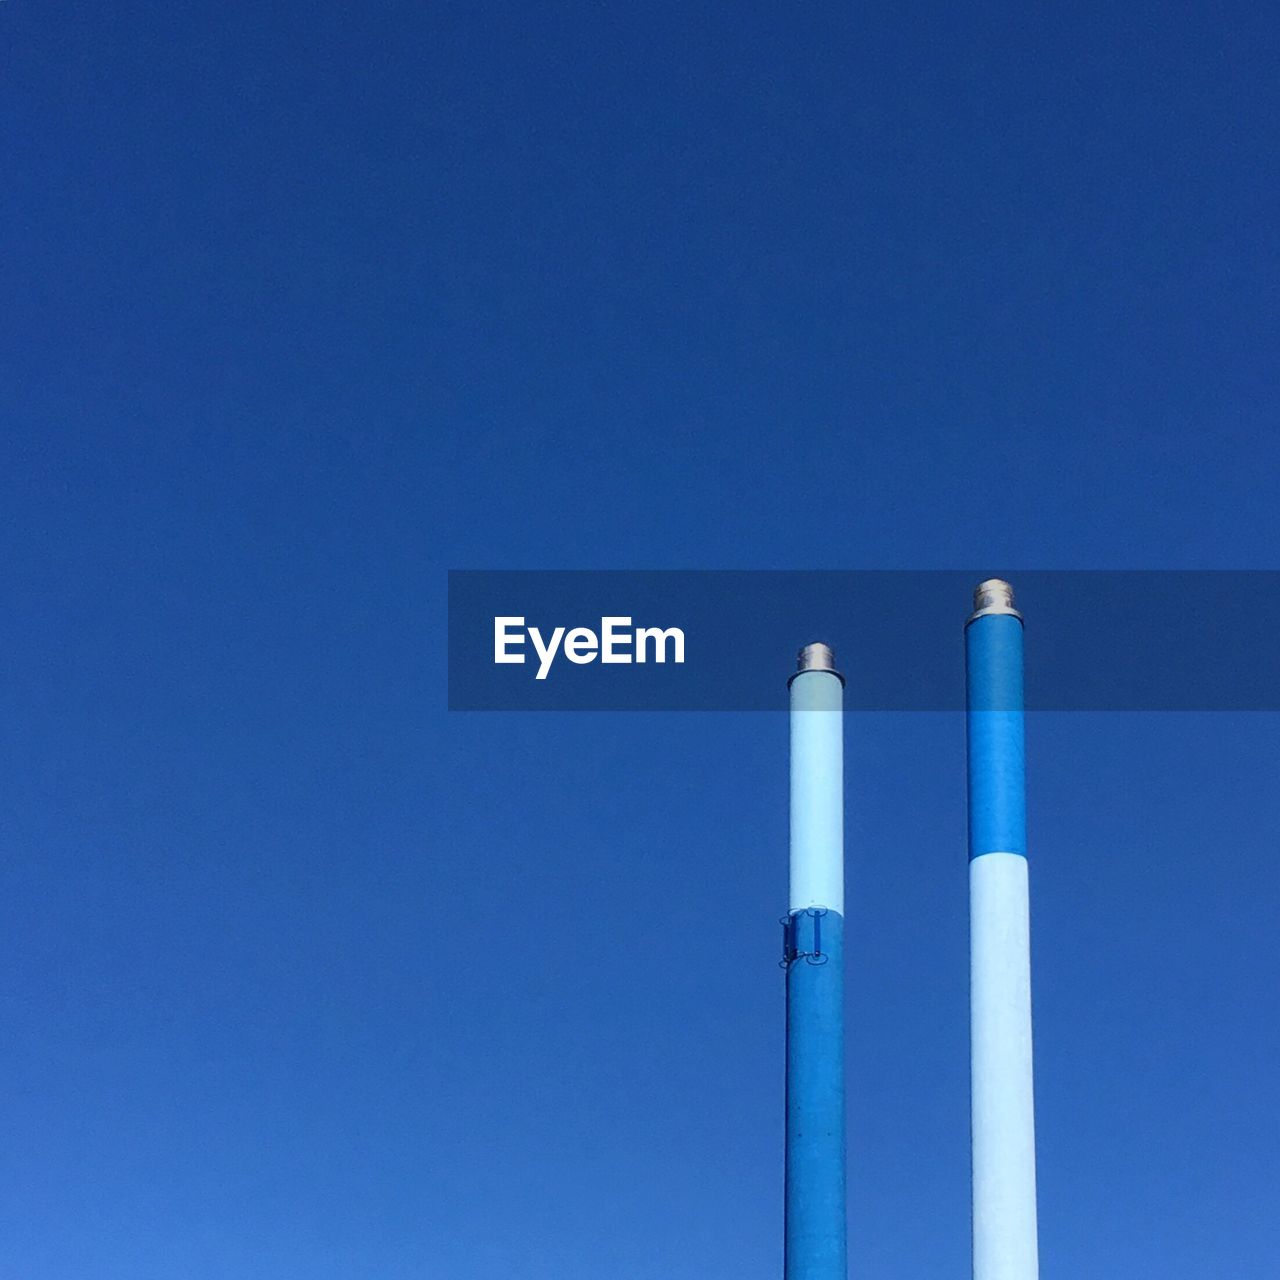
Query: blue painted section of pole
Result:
<box><xmin>965</xmin><ymin>581</ymin><xmax>1039</xmax><ymax>1280</ymax></box>
<box><xmin>966</xmin><ymin>602</ymin><xmax>1026</xmax><ymax>859</ymax></box>
<box><xmin>785</xmin><ymin>645</ymin><xmax>846</xmax><ymax>1280</ymax></box>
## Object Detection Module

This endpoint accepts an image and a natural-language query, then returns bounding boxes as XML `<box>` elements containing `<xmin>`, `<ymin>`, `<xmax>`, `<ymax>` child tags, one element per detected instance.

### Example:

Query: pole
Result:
<box><xmin>966</xmin><ymin>580</ymin><xmax>1039</xmax><ymax>1280</ymax></box>
<box><xmin>784</xmin><ymin>642</ymin><xmax>847</xmax><ymax>1280</ymax></box>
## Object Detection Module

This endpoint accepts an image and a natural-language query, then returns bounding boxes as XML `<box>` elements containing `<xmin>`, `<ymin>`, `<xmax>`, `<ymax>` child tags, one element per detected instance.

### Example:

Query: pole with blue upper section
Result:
<box><xmin>784</xmin><ymin>642</ymin><xmax>846</xmax><ymax>1280</ymax></box>
<box><xmin>966</xmin><ymin>580</ymin><xmax>1039</xmax><ymax>1280</ymax></box>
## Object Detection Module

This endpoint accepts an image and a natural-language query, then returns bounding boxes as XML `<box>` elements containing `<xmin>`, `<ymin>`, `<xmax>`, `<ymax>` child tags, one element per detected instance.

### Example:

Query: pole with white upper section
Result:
<box><xmin>784</xmin><ymin>642</ymin><xmax>847</xmax><ymax>1280</ymax></box>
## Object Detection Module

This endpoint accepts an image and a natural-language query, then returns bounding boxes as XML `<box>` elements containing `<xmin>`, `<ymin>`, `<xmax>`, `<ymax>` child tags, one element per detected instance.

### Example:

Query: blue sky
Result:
<box><xmin>3</xmin><ymin>2</ymin><xmax>1278</xmax><ymax>1277</ymax></box>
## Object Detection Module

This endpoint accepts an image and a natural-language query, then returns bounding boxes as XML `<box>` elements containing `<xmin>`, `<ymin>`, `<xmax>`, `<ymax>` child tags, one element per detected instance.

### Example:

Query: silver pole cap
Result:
<box><xmin>967</xmin><ymin>578</ymin><xmax>1023</xmax><ymax>624</ymax></box>
<box><xmin>789</xmin><ymin>642</ymin><xmax>845</xmax><ymax>685</ymax></box>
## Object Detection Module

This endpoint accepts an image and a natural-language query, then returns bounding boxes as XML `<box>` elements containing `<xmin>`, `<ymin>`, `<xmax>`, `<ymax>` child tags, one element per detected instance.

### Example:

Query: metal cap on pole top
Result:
<box><xmin>790</xmin><ymin>642</ymin><xmax>845</xmax><ymax>685</ymax></box>
<box><xmin>968</xmin><ymin>578</ymin><xmax>1023</xmax><ymax>625</ymax></box>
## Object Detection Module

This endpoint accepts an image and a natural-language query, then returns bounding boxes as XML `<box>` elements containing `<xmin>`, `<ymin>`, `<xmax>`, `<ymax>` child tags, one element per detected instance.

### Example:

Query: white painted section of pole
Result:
<box><xmin>970</xmin><ymin>851</ymin><xmax>1039</xmax><ymax>1280</ymax></box>
<box><xmin>788</xmin><ymin>662</ymin><xmax>843</xmax><ymax>915</ymax></box>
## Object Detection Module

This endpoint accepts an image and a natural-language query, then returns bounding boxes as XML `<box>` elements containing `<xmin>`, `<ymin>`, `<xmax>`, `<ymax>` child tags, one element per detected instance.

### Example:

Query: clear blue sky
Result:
<box><xmin>3</xmin><ymin>2</ymin><xmax>1278</xmax><ymax>1277</ymax></box>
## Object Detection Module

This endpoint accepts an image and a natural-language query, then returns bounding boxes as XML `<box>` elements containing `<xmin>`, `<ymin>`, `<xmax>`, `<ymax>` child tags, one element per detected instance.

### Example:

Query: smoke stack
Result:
<box><xmin>783</xmin><ymin>644</ymin><xmax>847</xmax><ymax>1279</ymax></box>
<box><xmin>966</xmin><ymin>580</ymin><xmax>1040</xmax><ymax>1280</ymax></box>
